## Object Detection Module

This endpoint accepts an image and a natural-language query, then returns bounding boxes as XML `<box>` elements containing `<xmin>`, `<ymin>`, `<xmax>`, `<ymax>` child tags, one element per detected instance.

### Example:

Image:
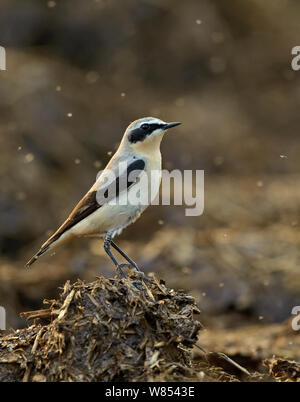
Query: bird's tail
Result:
<box><xmin>25</xmin><ymin>237</ymin><xmax>56</xmax><ymax>267</ymax></box>
<box><xmin>25</xmin><ymin>248</ymin><xmax>48</xmax><ymax>267</ymax></box>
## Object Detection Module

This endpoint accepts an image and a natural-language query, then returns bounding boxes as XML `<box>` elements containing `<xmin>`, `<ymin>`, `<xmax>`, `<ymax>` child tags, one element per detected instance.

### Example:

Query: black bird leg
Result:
<box><xmin>111</xmin><ymin>240</ymin><xmax>140</xmax><ymax>272</ymax></box>
<box><xmin>104</xmin><ymin>234</ymin><xmax>152</xmax><ymax>288</ymax></box>
<box><xmin>111</xmin><ymin>240</ymin><xmax>152</xmax><ymax>283</ymax></box>
<box><xmin>104</xmin><ymin>233</ymin><xmax>127</xmax><ymax>279</ymax></box>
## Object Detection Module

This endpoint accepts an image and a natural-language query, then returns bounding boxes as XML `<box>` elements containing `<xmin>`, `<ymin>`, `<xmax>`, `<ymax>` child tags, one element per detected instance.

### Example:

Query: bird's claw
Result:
<box><xmin>116</xmin><ymin>263</ymin><xmax>153</xmax><ymax>287</ymax></box>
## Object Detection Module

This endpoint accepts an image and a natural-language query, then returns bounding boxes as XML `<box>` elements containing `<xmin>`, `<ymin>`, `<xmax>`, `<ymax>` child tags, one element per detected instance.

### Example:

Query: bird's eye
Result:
<box><xmin>141</xmin><ymin>123</ymin><xmax>150</xmax><ymax>130</ymax></box>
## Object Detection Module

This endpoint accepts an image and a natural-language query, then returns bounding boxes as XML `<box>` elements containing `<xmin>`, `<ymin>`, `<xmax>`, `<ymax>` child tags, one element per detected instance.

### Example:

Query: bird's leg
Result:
<box><xmin>103</xmin><ymin>234</ymin><xmax>127</xmax><ymax>279</ymax></box>
<box><xmin>111</xmin><ymin>240</ymin><xmax>140</xmax><ymax>272</ymax></box>
<box><xmin>111</xmin><ymin>240</ymin><xmax>153</xmax><ymax>282</ymax></box>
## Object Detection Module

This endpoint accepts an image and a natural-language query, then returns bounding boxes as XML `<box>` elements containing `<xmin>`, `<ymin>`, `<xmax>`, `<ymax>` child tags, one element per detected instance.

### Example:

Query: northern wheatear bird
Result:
<box><xmin>26</xmin><ymin>117</ymin><xmax>181</xmax><ymax>279</ymax></box>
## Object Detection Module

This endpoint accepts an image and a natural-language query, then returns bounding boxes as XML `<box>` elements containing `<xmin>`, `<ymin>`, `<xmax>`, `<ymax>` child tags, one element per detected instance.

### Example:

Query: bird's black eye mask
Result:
<box><xmin>128</xmin><ymin>123</ymin><xmax>165</xmax><ymax>144</ymax></box>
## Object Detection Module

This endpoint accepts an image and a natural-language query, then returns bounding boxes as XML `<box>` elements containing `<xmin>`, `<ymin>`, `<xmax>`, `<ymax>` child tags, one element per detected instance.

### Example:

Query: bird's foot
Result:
<box><xmin>128</xmin><ymin>265</ymin><xmax>154</xmax><ymax>283</ymax></box>
<box><xmin>116</xmin><ymin>263</ymin><xmax>153</xmax><ymax>289</ymax></box>
<box><xmin>125</xmin><ymin>263</ymin><xmax>154</xmax><ymax>283</ymax></box>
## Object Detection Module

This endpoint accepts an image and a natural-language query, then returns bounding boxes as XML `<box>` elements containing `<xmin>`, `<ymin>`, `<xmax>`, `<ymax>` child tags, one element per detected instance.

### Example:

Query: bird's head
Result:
<box><xmin>124</xmin><ymin>117</ymin><xmax>181</xmax><ymax>152</ymax></box>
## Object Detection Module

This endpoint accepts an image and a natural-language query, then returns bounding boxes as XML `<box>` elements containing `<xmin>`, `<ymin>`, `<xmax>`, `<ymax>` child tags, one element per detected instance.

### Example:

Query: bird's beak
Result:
<box><xmin>163</xmin><ymin>122</ymin><xmax>182</xmax><ymax>130</ymax></box>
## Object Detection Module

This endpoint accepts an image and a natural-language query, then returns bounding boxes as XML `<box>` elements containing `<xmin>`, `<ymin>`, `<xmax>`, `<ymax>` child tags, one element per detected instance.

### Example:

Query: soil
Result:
<box><xmin>0</xmin><ymin>273</ymin><xmax>299</xmax><ymax>382</ymax></box>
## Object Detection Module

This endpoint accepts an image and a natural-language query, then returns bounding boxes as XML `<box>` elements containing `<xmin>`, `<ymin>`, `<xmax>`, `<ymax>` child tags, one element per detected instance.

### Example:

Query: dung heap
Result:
<box><xmin>0</xmin><ymin>274</ymin><xmax>201</xmax><ymax>382</ymax></box>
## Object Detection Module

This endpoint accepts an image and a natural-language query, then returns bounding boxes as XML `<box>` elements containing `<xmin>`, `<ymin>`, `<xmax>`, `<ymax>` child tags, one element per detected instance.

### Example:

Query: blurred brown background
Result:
<box><xmin>0</xmin><ymin>0</ymin><xmax>300</xmax><ymax>359</ymax></box>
